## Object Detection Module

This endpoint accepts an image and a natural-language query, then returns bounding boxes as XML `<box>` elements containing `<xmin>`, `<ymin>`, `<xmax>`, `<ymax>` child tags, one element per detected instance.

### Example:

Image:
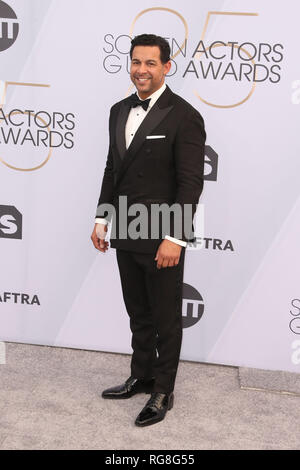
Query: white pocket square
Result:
<box><xmin>146</xmin><ymin>135</ymin><xmax>166</xmax><ymax>139</ymax></box>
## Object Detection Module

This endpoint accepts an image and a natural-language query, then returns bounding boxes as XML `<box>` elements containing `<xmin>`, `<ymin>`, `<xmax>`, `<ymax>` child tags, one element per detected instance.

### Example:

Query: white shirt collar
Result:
<box><xmin>136</xmin><ymin>82</ymin><xmax>166</xmax><ymax>110</ymax></box>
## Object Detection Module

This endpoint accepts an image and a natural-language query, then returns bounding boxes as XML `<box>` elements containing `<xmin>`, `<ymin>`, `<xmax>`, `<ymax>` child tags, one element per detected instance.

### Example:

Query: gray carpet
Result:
<box><xmin>0</xmin><ymin>342</ymin><xmax>300</xmax><ymax>450</ymax></box>
<box><xmin>239</xmin><ymin>367</ymin><xmax>300</xmax><ymax>396</ymax></box>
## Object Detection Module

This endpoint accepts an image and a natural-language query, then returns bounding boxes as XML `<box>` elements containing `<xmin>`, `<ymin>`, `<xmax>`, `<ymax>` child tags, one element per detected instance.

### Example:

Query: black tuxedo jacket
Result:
<box><xmin>96</xmin><ymin>85</ymin><xmax>206</xmax><ymax>253</ymax></box>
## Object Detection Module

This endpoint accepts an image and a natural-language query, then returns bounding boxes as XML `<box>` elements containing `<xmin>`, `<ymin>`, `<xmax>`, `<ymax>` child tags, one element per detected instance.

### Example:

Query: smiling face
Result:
<box><xmin>130</xmin><ymin>45</ymin><xmax>171</xmax><ymax>99</ymax></box>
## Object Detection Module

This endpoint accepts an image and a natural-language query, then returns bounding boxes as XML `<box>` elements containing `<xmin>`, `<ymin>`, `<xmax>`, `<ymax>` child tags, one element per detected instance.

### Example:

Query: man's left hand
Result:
<box><xmin>154</xmin><ymin>239</ymin><xmax>182</xmax><ymax>269</ymax></box>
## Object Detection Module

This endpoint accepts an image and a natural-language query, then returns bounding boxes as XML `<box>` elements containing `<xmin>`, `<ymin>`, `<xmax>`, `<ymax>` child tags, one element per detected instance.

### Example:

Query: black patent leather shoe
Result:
<box><xmin>101</xmin><ymin>376</ymin><xmax>155</xmax><ymax>399</ymax></box>
<box><xmin>135</xmin><ymin>392</ymin><xmax>174</xmax><ymax>426</ymax></box>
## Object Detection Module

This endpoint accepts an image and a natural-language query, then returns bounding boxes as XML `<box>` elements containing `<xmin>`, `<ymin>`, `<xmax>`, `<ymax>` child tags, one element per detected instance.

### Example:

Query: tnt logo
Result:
<box><xmin>182</xmin><ymin>283</ymin><xmax>204</xmax><ymax>328</ymax></box>
<box><xmin>0</xmin><ymin>1</ymin><xmax>19</xmax><ymax>52</ymax></box>
<box><xmin>204</xmin><ymin>145</ymin><xmax>218</xmax><ymax>182</ymax></box>
<box><xmin>0</xmin><ymin>205</ymin><xmax>22</xmax><ymax>239</ymax></box>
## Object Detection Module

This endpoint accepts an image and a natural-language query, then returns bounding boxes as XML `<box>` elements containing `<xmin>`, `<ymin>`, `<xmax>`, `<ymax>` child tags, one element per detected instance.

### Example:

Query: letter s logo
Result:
<box><xmin>0</xmin><ymin>205</ymin><xmax>22</xmax><ymax>239</ymax></box>
<box><xmin>0</xmin><ymin>214</ymin><xmax>17</xmax><ymax>234</ymax></box>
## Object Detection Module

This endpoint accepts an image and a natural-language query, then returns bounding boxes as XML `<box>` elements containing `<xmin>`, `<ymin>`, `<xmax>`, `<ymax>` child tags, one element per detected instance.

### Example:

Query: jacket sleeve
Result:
<box><xmin>95</xmin><ymin>108</ymin><xmax>115</xmax><ymax>221</ymax></box>
<box><xmin>173</xmin><ymin>109</ymin><xmax>206</xmax><ymax>241</ymax></box>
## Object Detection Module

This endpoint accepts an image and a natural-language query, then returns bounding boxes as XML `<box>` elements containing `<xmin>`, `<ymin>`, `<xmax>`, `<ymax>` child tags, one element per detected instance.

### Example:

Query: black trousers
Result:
<box><xmin>116</xmin><ymin>247</ymin><xmax>186</xmax><ymax>394</ymax></box>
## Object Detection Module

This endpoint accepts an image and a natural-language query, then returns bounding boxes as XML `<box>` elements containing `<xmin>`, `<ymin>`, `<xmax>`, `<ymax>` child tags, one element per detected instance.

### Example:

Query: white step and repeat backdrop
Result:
<box><xmin>1</xmin><ymin>0</ymin><xmax>300</xmax><ymax>372</ymax></box>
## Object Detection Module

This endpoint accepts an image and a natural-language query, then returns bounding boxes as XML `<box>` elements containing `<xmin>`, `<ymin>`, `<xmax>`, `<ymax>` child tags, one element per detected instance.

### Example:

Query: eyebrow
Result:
<box><xmin>132</xmin><ymin>59</ymin><xmax>157</xmax><ymax>63</ymax></box>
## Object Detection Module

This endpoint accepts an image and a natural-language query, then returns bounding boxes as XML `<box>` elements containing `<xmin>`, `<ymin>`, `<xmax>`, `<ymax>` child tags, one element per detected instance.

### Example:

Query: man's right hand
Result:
<box><xmin>91</xmin><ymin>223</ymin><xmax>109</xmax><ymax>253</ymax></box>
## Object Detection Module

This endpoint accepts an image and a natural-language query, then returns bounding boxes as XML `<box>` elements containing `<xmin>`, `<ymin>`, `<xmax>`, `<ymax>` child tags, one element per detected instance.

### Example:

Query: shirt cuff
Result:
<box><xmin>165</xmin><ymin>235</ymin><xmax>187</xmax><ymax>247</ymax></box>
<box><xmin>95</xmin><ymin>218</ymin><xmax>108</xmax><ymax>225</ymax></box>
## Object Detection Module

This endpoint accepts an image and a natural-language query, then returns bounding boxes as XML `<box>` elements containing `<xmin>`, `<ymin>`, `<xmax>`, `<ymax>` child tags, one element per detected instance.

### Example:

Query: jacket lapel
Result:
<box><xmin>115</xmin><ymin>86</ymin><xmax>174</xmax><ymax>187</ymax></box>
<box><xmin>115</xmin><ymin>99</ymin><xmax>131</xmax><ymax>161</ymax></box>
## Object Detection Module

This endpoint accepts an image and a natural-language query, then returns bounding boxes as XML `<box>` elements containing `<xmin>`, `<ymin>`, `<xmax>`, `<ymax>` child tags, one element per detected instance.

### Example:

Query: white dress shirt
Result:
<box><xmin>96</xmin><ymin>82</ymin><xmax>187</xmax><ymax>247</ymax></box>
<box><xmin>125</xmin><ymin>83</ymin><xmax>166</xmax><ymax>148</ymax></box>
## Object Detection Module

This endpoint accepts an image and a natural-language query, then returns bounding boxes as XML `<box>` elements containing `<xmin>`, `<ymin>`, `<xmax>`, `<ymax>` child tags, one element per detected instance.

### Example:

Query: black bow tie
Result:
<box><xmin>129</xmin><ymin>93</ymin><xmax>151</xmax><ymax>111</ymax></box>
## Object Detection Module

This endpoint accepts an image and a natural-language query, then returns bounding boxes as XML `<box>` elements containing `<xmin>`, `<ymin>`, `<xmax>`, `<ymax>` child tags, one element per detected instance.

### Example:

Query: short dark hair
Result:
<box><xmin>130</xmin><ymin>34</ymin><xmax>170</xmax><ymax>64</ymax></box>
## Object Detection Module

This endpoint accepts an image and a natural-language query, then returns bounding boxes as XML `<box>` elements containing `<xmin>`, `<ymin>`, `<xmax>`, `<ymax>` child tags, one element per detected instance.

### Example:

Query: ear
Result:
<box><xmin>164</xmin><ymin>60</ymin><xmax>172</xmax><ymax>75</ymax></box>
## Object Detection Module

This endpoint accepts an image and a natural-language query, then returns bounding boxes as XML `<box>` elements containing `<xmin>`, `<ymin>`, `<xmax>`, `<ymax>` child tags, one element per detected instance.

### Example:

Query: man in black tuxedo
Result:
<box><xmin>91</xmin><ymin>34</ymin><xmax>206</xmax><ymax>426</ymax></box>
